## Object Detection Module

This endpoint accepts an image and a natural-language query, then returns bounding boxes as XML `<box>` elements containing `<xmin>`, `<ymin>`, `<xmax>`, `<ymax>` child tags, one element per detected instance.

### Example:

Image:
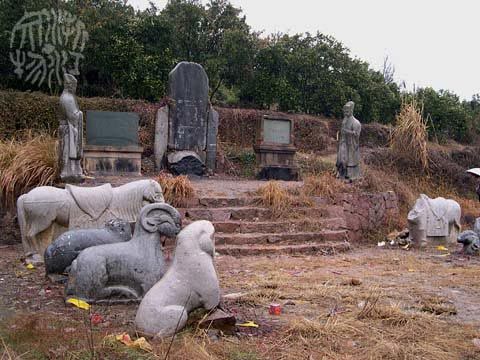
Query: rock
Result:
<box><xmin>284</xmin><ymin>300</ymin><xmax>296</xmax><ymax>306</ymax></box>
<box><xmin>199</xmin><ymin>309</ymin><xmax>236</xmax><ymax>333</ymax></box>
<box><xmin>65</xmin><ymin>203</ymin><xmax>182</xmax><ymax>303</ymax></box>
<box><xmin>45</xmin><ymin>219</ymin><xmax>132</xmax><ymax>275</ymax></box>
<box><xmin>223</xmin><ymin>292</ymin><xmax>249</xmax><ymax>300</ymax></box>
<box><xmin>25</xmin><ymin>253</ymin><xmax>44</xmax><ymax>266</ymax></box>
<box><xmin>457</xmin><ymin>230</ymin><xmax>480</xmax><ymax>255</ymax></box>
<box><xmin>350</xmin><ymin>278</ymin><xmax>362</xmax><ymax>286</ymax></box>
<box><xmin>154</xmin><ymin>106</ymin><xmax>169</xmax><ymax>170</ymax></box>
<box><xmin>336</xmin><ymin>101</ymin><xmax>361</xmax><ymax>180</ymax></box>
<box><xmin>167</xmin><ymin>150</ymin><xmax>205</xmax><ymax>176</ymax></box>
<box><xmin>135</xmin><ymin>221</ymin><xmax>220</xmax><ymax>337</ymax></box>
<box><xmin>17</xmin><ymin>180</ymin><xmax>165</xmax><ymax>258</ymax></box>
<box><xmin>47</xmin><ymin>273</ymin><xmax>68</xmax><ymax>284</ymax></box>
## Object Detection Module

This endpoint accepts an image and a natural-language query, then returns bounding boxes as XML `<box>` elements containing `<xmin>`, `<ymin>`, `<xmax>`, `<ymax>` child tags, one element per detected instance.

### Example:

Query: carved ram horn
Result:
<box><xmin>139</xmin><ymin>203</ymin><xmax>182</xmax><ymax>237</ymax></box>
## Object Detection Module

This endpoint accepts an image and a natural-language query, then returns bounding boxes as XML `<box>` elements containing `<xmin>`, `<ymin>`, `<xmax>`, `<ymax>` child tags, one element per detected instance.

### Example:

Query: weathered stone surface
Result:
<box><xmin>154</xmin><ymin>106</ymin><xmax>169</xmax><ymax>170</ymax></box>
<box><xmin>457</xmin><ymin>230</ymin><xmax>480</xmax><ymax>255</ymax></box>
<box><xmin>44</xmin><ymin>219</ymin><xmax>132</xmax><ymax>275</ymax></box>
<box><xmin>168</xmin><ymin>62</ymin><xmax>209</xmax><ymax>152</ymax></box>
<box><xmin>206</xmin><ymin>108</ymin><xmax>219</xmax><ymax>171</ymax></box>
<box><xmin>336</xmin><ymin>101</ymin><xmax>361</xmax><ymax>180</ymax></box>
<box><xmin>407</xmin><ymin>194</ymin><xmax>461</xmax><ymax>246</ymax></box>
<box><xmin>135</xmin><ymin>220</ymin><xmax>220</xmax><ymax>337</ymax></box>
<box><xmin>257</xmin><ymin>166</ymin><xmax>298</xmax><ymax>181</ymax></box>
<box><xmin>86</xmin><ymin>111</ymin><xmax>139</xmax><ymax>147</ymax></box>
<box><xmin>17</xmin><ymin>180</ymin><xmax>164</xmax><ymax>257</ymax></box>
<box><xmin>167</xmin><ymin>150</ymin><xmax>205</xmax><ymax>176</ymax></box>
<box><xmin>58</xmin><ymin>74</ymin><xmax>83</xmax><ymax>183</ymax></box>
<box><xmin>65</xmin><ymin>203</ymin><xmax>182</xmax><ymax>303</ymax></box>
<box><xmin>83</xmin><ymin>145</ymin><xmax>143</xmax><ymax>176</ymax></box>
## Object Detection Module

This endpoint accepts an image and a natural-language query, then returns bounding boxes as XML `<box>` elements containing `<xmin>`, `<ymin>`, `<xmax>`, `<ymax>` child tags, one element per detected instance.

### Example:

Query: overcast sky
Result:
<box><xmin>129</xmin><ymin>0</ymin><xmax>479</xmax><ymax>100</ymax></box>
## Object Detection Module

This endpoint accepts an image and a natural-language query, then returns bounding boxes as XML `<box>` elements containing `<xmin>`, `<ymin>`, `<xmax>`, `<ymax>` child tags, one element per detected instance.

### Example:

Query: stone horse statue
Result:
<box><xmin>407</xmin><ymin>194</ymin><xmax>461</xmax><ymax>246</ymax></box>
<box><xmin>17</xmin><ymin>179</ymin><xmax>164</xmax><ymax>258</ymax></box>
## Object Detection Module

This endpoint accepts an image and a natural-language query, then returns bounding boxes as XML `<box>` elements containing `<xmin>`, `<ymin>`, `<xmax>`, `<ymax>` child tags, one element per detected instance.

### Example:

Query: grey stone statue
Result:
<box><xmin>59</xmin><ymin>73</ymin><xmax>83</xmax><ymax>183</ymax></box>
<box><xmin>457</xmin><ymin>230</ymin><xmax>480</xmax><ymax>255</ymax></box>
<box><xmin>65</xmin><ymin>203</ymin><xmax>181</xmax><ymax>303</ymax></box>
<box><xmin>44</xmin><ymin>219</ymin><xmax>132</xmax><ymax>275</ymax></box>
<box><xmin>407</xmin><ymin>194</ymin><xmax>461</xmax><ymax>247</ymax></box>
<box><xmin>135</xmin><ymin>220</ymin><xmax>220</xmax><ymax>337</ymax></box>
<box><xmin>336</xmin><ymin>101</ymin><xmax>361</xmax><ymax>180</ymax></box>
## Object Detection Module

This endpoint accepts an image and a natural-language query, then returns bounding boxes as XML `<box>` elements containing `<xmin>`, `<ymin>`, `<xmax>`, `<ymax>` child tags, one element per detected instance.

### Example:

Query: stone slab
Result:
<box><xmin>86</xmin><ymin>111</ymin><xmax>139</xmax><ymax>147</ymax></box>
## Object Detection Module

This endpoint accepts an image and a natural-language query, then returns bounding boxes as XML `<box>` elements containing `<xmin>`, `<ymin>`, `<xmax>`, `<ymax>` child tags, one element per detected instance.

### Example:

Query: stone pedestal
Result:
<box><xmin>254</xmin><ymin>116</ymin><xmax>298</xmax><ymax>181</ymax></box>
<box><xmin>83</xmin><ymin>145</ymin><xmax>143</xmax><ymax>176</ymax></box>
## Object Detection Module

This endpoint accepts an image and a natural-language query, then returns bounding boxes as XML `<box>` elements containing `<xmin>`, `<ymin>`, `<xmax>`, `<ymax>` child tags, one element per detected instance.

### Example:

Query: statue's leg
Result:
<box><xmin>152</xmin><ymin>305</ymin><xmax>188</xmax><ymax>338</ymax></box>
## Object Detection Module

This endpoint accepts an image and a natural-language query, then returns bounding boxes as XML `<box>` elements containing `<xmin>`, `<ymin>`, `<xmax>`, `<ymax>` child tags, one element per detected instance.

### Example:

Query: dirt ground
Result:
<box><xmin>1</xmin><ymin>242</ymin><xmax>480</xmax><ymax>360</ymax></box>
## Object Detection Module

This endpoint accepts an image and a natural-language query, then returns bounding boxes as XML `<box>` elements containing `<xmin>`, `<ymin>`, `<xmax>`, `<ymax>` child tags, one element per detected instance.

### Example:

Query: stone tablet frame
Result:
<box><xmin>254</xmin><ymin>115</ymin><xmax>298</xmax><ymax>181</ymax></box>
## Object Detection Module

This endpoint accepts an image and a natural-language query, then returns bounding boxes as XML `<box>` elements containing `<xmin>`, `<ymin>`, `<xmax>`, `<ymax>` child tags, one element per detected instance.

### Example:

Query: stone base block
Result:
<box><xmin>83</xmin><ymin>145</ymin><xmax>143</xmax><ymax>176</ymax></box>
<box><xmin>257</xmin><ymin>166</ymin><xmax>299</xmax><ymax>181</ymax></box>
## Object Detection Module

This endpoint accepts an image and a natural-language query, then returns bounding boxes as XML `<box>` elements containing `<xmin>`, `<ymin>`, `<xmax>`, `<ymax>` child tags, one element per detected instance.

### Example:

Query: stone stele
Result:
<box><xmin>407</xmin><ymin>194</ymin><xmax>461</xmax><ymax>246</ymax></box>
<box><xmin>336</xmin><ymin>101</ymin><xmax>361</xmax><ymax>180</ymax></box>
<box><xmin>65</xmin><ymin>203</ymin><xmax>182</xmax><ymax>303</ymax></box>
<box><xmin>135</xmin><ymin>220</ymin><xmax>220</xmax><ymax>337</ymax></box>
<box><xmin>17</xmin><ymin>179</ymin><xmax>164</xmax><ymax>258</ymax></box>
<box><xmin>58</xmin><ymin>73</ymin><xmax>84</xmax><ymax>183</ymax></box>
<box><xmin>44</xmin><ymin>219</ymin><xmax>132</xmax><ymax>275</ymax></box>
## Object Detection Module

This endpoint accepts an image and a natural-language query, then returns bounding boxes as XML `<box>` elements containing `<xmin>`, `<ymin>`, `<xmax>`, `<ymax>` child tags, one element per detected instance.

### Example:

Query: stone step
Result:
<box><xmin>215</xmin><ymin>241</ymin><xmax>351</xmax><ymax>256</ymax></box>
<box><xmin>214</xmin><ymin>230</ymin><xmax>348</xmax><ymax>245</ymax></box>
<box><xmin>182</xmin><ymin>218</ymin><xmax>346</xmax><ymax>234</ymax></box>
<box><xmin>194</xmin><ymin>196</ymin><xmax>332</xmax><ymax>208</ymax></box>
<box><xmin>182</xmin><ymin>206</ymin><xmax>343</xmax><ymax>222</ymax></box>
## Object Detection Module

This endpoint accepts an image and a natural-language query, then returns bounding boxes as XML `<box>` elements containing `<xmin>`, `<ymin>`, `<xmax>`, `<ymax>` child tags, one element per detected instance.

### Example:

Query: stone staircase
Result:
<box><xmin>178</xmin><ymin>196</ymin><xmax>351</xmax><ymax>256</ymax></box>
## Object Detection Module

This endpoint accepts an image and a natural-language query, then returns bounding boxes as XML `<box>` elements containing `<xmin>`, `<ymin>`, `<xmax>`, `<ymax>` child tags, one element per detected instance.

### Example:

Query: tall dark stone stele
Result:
<box><xmin>154</xmin><ymin>61</ymin><xmax>218</xmax><ymax>175</ymax></box>
<box><xmin>58</xmin><ymin>73</ymin><xmax>84</xmax><ymax>183</ymax></box>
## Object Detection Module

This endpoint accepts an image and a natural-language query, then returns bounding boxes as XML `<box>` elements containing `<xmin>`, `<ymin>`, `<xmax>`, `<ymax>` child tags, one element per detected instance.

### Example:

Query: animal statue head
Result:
<box><xmin>142</xmin><ymin>180</ymin><xmax>165</xmax><ymax>206</ymax></box>
<box><xmin>176</xmin><ymin>220</ymin><xmax>215</xmax><ymax>258</ymax></box>
<box><xmin>105</xmin><ymin>219</ymin><xmax>132</xmax><ymax>241</ymax></box>
<box><xmin>63</xmin><ymin>73</ymin><xmax>77</xmax><ymax>92</ymax></box>
<box><xmin>457</xmin><ymin>230</ymin><xmax>480</xmax><ymax>255</ymax></box>
<box><xmin>136</xmin><ymin>203</ymin><xmax>182</xmax><ymax>238</ymax></box>
<box><xmin>343</xmin><ymin>101</ymin><xmax>355</xmax><ymax>118</ymax></box>
<box><xmin>407</xmin><ymin>195</ymin><xmax>428</xmax><ymax>228</ymax></box>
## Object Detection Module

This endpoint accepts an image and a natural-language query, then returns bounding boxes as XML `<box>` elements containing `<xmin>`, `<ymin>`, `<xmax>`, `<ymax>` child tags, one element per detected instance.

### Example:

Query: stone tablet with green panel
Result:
<box><xmin>86</xmin><ymin>111</ymin><xmax>139</xmax><ymax>147</ymax></box>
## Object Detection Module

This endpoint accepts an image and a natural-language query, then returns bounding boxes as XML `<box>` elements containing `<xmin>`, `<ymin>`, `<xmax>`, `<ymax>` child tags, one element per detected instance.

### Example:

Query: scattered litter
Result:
<box><xmin>64</xmin><ymin>327</ymin><xmax>75</xmax><ymax>333</ymax></box>
<box><xmin>223</xmin><ymin>292</ymin><xmax>249</xmax><ymax>300</ymax></box>
<box><xmin>437</xmin><ymin>245</ymin><xmax>449</xmax><ymax>251</ymax></box>
<box><xmin>377</xmin><ymin>241</ymin><xmax>386</xmax><ymax>247</ymax></box>
<box><xmin>66</xmin><ymin>297</ymin><xmax>90</xmax><ymax>310</ymax></box>
<box><xmin>26</xmin><ymin>263</ymin><xmax>35</xmax><ymax>270</ymax></box>
<box><xmin>408</xmin><ymin>269</ymin><xmax>415</xmax><ymax>272</ymax></box>
<box><xmin>269</xmin><ymin>303</ymin><xmax>282</xmax><ymax>315</ymax></box>
<box><xmin>113</xmin><ymin>333</ymin><xmax>153</xmax><ymax>352</ymax></box>
<box><xmin>90</xmin><ymin>313</ymin><xmax>104</xmax><ymax>325</ymax></box>
<box><xmin>199</xmin><ymin>309</ymin><xmax>236</xmax><ymax>332</ymax></box>
<box><xmin>237</xmin><ymin>321</ymin><xmax>259</xmax><ymax>328</ymax></box>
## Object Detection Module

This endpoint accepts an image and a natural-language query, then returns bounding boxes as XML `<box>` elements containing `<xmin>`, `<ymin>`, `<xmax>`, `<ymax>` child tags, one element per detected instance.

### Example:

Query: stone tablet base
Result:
<box><xmin>257</xmin><ymin>166</ymin><xmax>299</xmax><ymax>181</ymax></box>
<box><xmin>83</xmin><ymin>145</ymin><xmax>143</xmax><ymax>176</ymax></box>
<box><xmin>254</xmin><ymin>144</ymin><xmax>298</xmax><ymax>181</ymax></box>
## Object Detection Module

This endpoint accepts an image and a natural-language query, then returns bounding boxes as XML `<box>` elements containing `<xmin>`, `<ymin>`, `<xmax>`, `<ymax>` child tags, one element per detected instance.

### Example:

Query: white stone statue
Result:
<box><xmin>135</xmin><ymin>220</ymin><xmax>220</xmax><ymax>337</ymax></box>
<box><xmin>407</xmin><ymin>194</ymin><xmax>461</xmax><ymax>246</ymax></box>
<box><xmin>59</xmin><ymin>73</ymin><xmax>83</xmax><ymax>182</ymax></box>
<box><xmin>17</xmin><ymin>179</ymin><xmax>164</xmax><ymax>259</ymax></box>
<box><xmin>336</xmin><ymin>101</ymin><xmax>361</xmax><ymax>180</ymax></box>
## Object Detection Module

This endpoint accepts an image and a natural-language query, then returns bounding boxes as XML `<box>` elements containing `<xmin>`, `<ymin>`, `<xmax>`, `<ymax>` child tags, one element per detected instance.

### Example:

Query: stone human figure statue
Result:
<box><xmin>336</xmin><ymin>101</ymin><xmax>362</xmax><ymax>180</ymax></box>
<box><xmin>59</xmin><ymin>73</ymin><xmax>83</xmax><ymax>182</ymax></box>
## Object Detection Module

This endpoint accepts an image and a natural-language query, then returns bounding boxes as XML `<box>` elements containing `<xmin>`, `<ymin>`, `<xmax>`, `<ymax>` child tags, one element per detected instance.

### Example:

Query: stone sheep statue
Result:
<box><xmin>457</xmin><ymin>230</ymin><xmax>480</xmax><ymax>255</ymax></box>
<box><xmin>407</xmin><ymin>194</ymin><xmax>461</xmax><ymax>247</ymax></box>
<box><xmin>65</xmin><ymin>203</ymin><xmax>181</xmax><ymax>303</ymax></box>
<box><xmin>135</xmin><ymin>220</ymin><xmax>220</xmax><ymax>337</ymax></box>
<box><xmin>44</xmin><ymin>219</ymin><xmax>132</xmax><ymax>275</ymax></box>
<box><xmin>17</xmin><ymin>179</ymin><xmax>164</xmax><ymax>259</ymax></box>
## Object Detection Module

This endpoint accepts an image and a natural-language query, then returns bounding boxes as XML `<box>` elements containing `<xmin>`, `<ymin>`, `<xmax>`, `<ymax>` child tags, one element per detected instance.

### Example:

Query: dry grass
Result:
<box><xmin>390</xmin><ymin>99</ymin><xmax>429</xmax><ymax>171</ymax></box>
<box><xmin>0</xmin><ymin>132</ymin><xmax>58</xmax><ymax>207</ymax></box>
<box><xmin>302</xmin><ymin>172</ymin><xmax>349</xmax><ymax>199</ymax></box>
<box><xmin>255</xmin><ymin>181</ymin><xmax>293</xmax><ymax>217</ymax></box>
<box><xmin>157</xmin><ymin>173</ymin><xmax>195</xmax><ymax>207</ymax></box>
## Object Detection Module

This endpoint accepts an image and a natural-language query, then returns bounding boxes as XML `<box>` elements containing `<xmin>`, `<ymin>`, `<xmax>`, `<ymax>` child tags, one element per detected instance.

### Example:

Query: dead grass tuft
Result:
<box><xmin>0</xmin><ymin>132</ymin><xmax>58</xmax><ymax>207</ymax></box>
<box><xmin>256</xmin><ymin>181</ymin><xmax>293</xmax><ymax>217</ymax></box>
<box><xmin>302</xmin><ymin>172</ymin><xmax>349</xmax><ymax>199</ymax></box>
<box><xmin>157</xmin><ymin>173</ymin><xmax>195</xmax><ymax>207</ymax></box>
<box><xmin>390</xmin><ymin>99</ymin><xmax>429</xmax><ymax>171</ymax></box>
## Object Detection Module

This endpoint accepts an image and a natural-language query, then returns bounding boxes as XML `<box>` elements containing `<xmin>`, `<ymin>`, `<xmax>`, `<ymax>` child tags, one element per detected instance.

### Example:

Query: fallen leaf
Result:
<box><xmin>114</xmin><ymin>333</ymin><xmax>152</xmax><ymax>352</ymax></box>
<box><xmin>237</xmin><ymin>321</ymin><xmax>259</xmax><ymax>328</ymax></box>
<box><xmin>408</xmin><ymin>269</ymin><xmax>415</xmax><ymax>272</ymax></box>
<box><xmin>377</xmin><ymin>241</ymin><xmax>386</xmax><ymax>247</ymax></box>
<box><xmin>66</xmin><ymin>297</ymin><xmax>90</xmax><ymax>310</ymax></box>
<box><xmin>26</xmin><ymin>264</ymin><xmax>35</xmax><ymax>270</ymax></box>
<box><xmin>437</xmin><ymin>246</ymin><xmax>449</xmax><ymax>251</ymax></box>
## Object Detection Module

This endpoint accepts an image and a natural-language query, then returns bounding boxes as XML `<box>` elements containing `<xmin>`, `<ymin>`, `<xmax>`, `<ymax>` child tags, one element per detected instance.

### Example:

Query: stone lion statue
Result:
<box><xmin>135</xmin><ymin>220</ymin><xmax>220</xmax><ymax>337</ymax></box>
<box><xmin>17</xmin><ymin>179</ymin><xmax>164</xmax><ymax>258</ymax></box>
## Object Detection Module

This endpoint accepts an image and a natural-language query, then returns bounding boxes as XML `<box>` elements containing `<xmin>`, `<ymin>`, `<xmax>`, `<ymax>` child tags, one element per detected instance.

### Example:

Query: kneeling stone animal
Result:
<box><xmin>457</xmin><ymin>230</ymin><xmax>480</xmax><ymax>255</ymax></box>
<box><xmin>135</xmin><ymin>220</ymin><xmax>220</xmax><ymax>337</ymax></box>
<box><xmin>65</xmin><ymin>203</ymin><xmax>181</xmax><ymax>303</ymax></box>
<box><xmin>45</xmin><ymin>219</ymin><xmax>132</xmax><ymax>275</ymax></box>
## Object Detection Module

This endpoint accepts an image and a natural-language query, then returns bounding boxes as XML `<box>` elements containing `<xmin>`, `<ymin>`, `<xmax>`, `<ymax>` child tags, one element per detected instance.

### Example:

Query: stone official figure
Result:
<box><xmin>59</xmin><ymin>73</ymin><xmax>83</xmax><ymax>182</ymax></box>
<box><xmin>336</xmin><ymin>101</ymin><xmax>361</xmax><ymax>180</ymax></box>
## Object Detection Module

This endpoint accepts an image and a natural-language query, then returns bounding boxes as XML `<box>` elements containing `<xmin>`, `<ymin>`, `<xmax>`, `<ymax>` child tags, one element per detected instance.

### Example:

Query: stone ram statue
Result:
<box><xmin>135</xmin><ymin>220</ymin><xmax>220</xmax><ymax>337</ymax></box>
<box><xmin>407</xmin><ymin>194</ymin><xmax>461</xmax><ymax>247</ymax></box>
<box><xmin>457</xmin><ymin>230</ymin><xmax>480</xmax><ymax>255</ymax></box>
<box><xmin>17</xmin><ymin>179</ymin><xmax>164</xmax><ymax>259</ymax></box>
<box><xmin>65</xmin><ymin>203</ymin><xmax>181</xmax><ymax>303</ymax></box>
<box><xmin>44</xmin><ymin>219</ymin><xmax>132</xmax><ymax>275</ymax></box>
